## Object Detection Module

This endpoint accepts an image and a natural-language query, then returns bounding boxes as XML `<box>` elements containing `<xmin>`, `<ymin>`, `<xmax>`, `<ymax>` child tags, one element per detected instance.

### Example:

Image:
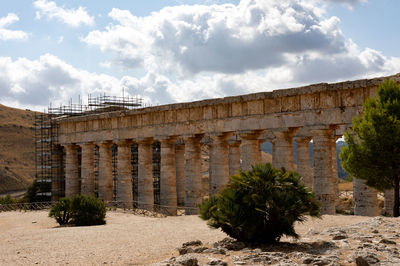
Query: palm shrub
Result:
<box><xmin>200</xmin><ymin>163</ymin><xmax>321</xmax><ymax>243</ymax></box>
<box><xmin>49</xmin><ymin>197</ymin><xmax>72</xmax><ymax>225</ymax></box>
<box><xmin>49</xmin><ymin>195</ymin><xmax>106</xmax><ymax>226</ymax></box>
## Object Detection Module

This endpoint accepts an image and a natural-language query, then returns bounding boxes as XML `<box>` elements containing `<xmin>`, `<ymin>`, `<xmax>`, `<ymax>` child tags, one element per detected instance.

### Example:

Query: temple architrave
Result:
<box><xmin>53</xmin><ymin>73</ymin><xmax>400</xmax><ymax>216</ymax></box>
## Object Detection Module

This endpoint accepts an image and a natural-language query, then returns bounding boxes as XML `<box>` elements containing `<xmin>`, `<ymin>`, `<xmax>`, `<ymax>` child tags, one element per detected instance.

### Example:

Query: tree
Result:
<box><xmin>199</xmin><ymin>163</ymin><xmax>320</xmax><ymax>243</ymax></box>
<box><xmin>340</xmin><ymin>79</ymin><xmax>400</xmax><ymax>217</ymax></box>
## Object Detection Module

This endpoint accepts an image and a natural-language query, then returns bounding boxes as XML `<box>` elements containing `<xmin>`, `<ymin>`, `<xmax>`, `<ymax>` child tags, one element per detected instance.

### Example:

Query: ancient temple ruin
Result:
<box><xmin>36</xmin><ymin>73</ymin><xmax>400</xmax><ymax>216</ymax></box>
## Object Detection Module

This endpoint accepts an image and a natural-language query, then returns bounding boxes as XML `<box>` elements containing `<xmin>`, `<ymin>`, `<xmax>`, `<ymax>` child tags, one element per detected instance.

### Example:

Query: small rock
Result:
<box><xmin>193</xmin><ymin>247</ymin><xmax>208</xmax><ymax>253</ymax></box>
<box><xmin>332</xmin><ymin>234</ymin><xmax>347</xmax><ymax>240</ymax></box>
<box><xmin>216</xmin><ymin>238</ymin><xmax>246</xmax><ymax>251</ymax></box>
<box><xmin>207</xmin><ymin>259</ymin><xmax>228</xmax><ymax>266</ymax></box>
<box><xmin>175</xmin><ymin>254</ymin><xmax>199</xmax><ymax>266</ymax></box>
<box><xmin>32</xmin><ymin>221</ymin><xmax>37</xmax><ymax>224</ymax></box>
<box><xmin>312</xmin><ymin>259</ymin><xmax>330</xmax><ymax>266</ymax></box>
<box><xmin>202</xmin><ymin>248</ymin><xmax>227</xmax><ymax>255</ymax></box>
<box><xmin>302</xmin><ymin>257</ymin><xmax>314</xmax><ymax>264</ymax></box>
<box><xmin>252</xmin><ymin>248</ymin><xmax>262</xmax><ymax>253</ymax></box>
<box><xmin>372</xmin><ymin>229</ymin><xmax>379</xmax><ymax>234</ymax></box>
<box><xmin>379</xmin><ymin>239</ymin><xmax>396</xmax><ymax>245</ymax></box>
<box><xmin>307</xmin><ymin>228</ymin><xmax>319</xmax><ymax>235</ymax></box>
<box><xmin>182</xmin><ymin>240</ymin><xmax>202</xmax><ymax>248</ymax></box>
<box><xmin>233</xmin><ymin>262</ymin><xmax>246</xmax><ymax>265</ymax></box>
<box><xmin>177</xmin><ymin>247</ymin><xmax>193</xmax><ymax>255</ymax></box>
<box><xmin>355</xmin><ymin>254</ymin><xmax>380</xmax><ymax>266</ymax></box>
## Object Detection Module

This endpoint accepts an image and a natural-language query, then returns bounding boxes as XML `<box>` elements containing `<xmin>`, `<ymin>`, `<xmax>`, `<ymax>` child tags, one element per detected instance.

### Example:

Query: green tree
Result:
<box><xmin>340</xmin><ymin>80</ymin><xmax>400</xmax><ymax>217</ymax></box>
<box><xmin>199</xmin><ymin>163</ymin><xmax>320</xmax><ymax>243</ymax></box>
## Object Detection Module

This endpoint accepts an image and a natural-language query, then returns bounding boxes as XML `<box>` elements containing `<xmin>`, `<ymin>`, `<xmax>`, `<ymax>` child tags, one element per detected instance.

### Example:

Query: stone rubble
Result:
<box><xmin>153</xmin><ymin>216</ymin><xmax>400</xmax><ymax>266</ymax></box>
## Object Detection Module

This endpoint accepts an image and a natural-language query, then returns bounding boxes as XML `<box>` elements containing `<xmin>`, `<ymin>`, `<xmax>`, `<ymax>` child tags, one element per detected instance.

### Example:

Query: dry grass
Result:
<box><xmin>0</xmin><ymin>104</ymin><xmax>36</xmax><ymax>194</ymax></box>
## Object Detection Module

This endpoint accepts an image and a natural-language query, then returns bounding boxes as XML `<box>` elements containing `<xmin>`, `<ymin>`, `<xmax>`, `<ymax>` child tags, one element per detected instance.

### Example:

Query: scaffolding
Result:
<box><xmin>35</xmin><ymin>94</ymin><xmax>143</xmax><ymax>201</ymax></box>
<box><xmin>34</xmin><ymin>112</ymin><xmax>62</xmax><ymax>201</ymax></box>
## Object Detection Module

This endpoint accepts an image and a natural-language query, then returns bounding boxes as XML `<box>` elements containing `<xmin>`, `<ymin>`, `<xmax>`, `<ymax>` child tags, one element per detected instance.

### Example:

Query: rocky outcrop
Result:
<box><xmin>153</xmin><ymin>216</ymin><xmax>400</xmax><ymax>265</ymax></box>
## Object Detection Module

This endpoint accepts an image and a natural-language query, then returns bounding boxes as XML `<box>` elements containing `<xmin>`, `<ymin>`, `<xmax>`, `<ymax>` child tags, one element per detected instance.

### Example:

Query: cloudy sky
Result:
<box><xmin>1</xmin><ymin>0</ymin><xmax>399</xmax><ymax>111</ymax></box>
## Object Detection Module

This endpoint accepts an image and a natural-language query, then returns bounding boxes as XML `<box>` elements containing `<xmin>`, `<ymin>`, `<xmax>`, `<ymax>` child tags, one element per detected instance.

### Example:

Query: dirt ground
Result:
<box><xmin>0</xmin><ymin>210</ymin><xmax>370</xmax><ymax>265</ymax></box>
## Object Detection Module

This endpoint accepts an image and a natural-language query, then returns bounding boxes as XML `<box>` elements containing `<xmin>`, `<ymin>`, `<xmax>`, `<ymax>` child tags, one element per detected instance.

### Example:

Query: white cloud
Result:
<box><xmin>2</xmin><ymin>0</ymin><xmax>399</xmax><ymax>110</ymax></box>
<box><xmin>326</xmin><ymin>0</ymin><xmax>367</xmax><ymax>5</ymax></box>
<box><xmin>34</xmin><ymin>0</ymin><xmax>95</xmax><ymax>27</ymax></box>
<box><xmin>0</xmin><ymin>13</ymin><xmax>28</xmax><ymax>41</ymax></box>
<box><xmin>84</xmin><ymin>1</ymin><xmax>350</xmax><ymax>75</ymax></box>
<box><xmin>0</xmin><ymin>54</ymin><xmax>119</xmax><ymax>109</ymax></box>
<box><xmin>83</xmin><ymin>0</ymin><xmax>399</xmax><ymax>87</ymax></box>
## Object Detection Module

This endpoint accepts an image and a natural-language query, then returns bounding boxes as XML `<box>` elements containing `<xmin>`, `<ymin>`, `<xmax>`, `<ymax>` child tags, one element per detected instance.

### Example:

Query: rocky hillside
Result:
<box><xmin>0</xmin><ymin>104</ymin><xmax>36</xmax><ymax>195</ymax></box>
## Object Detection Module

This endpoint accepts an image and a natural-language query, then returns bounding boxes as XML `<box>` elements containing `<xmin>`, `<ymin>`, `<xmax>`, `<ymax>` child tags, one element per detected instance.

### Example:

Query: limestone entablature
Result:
<box><xmin>58</xmin><ymin>73</ymin><xmax>400</xmax><ymax>144</ymax></box>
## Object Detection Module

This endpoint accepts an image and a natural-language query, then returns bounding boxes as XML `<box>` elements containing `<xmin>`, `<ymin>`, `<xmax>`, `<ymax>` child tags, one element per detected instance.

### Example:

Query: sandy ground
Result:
<box><xmin>0</xmin><ymin>211</ymin><xmax>369</xmax><ymax>265</ymax></box>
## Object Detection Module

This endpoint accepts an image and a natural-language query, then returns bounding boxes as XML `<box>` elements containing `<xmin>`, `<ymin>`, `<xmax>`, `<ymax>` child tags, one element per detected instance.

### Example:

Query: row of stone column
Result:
<box><xmin>62</xmin><ymin>127</ymin><xmax>389</xmax><ymax>216</ymax></box>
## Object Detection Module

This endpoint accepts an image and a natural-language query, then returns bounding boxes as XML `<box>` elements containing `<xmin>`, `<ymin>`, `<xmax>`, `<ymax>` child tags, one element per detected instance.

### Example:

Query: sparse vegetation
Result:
<box><xmin>24</xmin><ymin>180</ymin><xmax>51</xmax><ymax>203</ymax></box>
<box><xmin>49</xmin><ymin>195</ymin><xmax>106</xmax><ymax>226</ymax></box>
<box><xmin>199</xmin><ymin>163</ymin><xmax>321</xmax><ymax>243</ymax></box>
<box><xmin>0</xmin><ymin>195</ymin><xmax>18</xmax><ymax>205</ymax></box>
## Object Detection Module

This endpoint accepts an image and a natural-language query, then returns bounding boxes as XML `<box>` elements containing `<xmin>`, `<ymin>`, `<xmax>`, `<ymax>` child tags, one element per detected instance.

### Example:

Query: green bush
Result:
<box><xmin>70</xmin><ymin>195</ymin><xmax>106</xmax><ymax>226</ymax></box>
<box><xmin>0</xmin><ymin>195</ymin><xmax>17</xmax><ymax>205</ymax></box>
<box><xmin>49</xmin><ymin>195</ymin><xmax>106</xmax><ymax>226</ymax></box>
<box><xmin>200</xmin><ymin>163</ymin><xmax>321</xmax><ymax>243</ymax></box>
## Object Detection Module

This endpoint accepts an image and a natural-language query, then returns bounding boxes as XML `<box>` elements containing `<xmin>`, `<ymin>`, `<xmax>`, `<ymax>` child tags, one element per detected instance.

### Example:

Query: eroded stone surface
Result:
<box><xmin>154</xmin><ymin>216</ymin><xmax>400</xmax><ymax>266</ymax></box>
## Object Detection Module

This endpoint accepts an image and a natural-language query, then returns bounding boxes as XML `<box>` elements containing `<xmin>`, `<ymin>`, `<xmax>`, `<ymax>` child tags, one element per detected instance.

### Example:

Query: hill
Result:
<box><xmin>0</xmin><ymin>104</ymin><xmax>36</xmax><ymax>195</ymax></box>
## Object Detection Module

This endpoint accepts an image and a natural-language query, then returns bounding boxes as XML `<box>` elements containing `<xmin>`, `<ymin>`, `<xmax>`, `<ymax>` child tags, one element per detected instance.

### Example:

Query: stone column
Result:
<box><xmin>209</xmin><ymin>132</ymin><xmax>232</xmax><ymax>196</ymax></box>
<box><xmin>272</xmin><ymin>128</ymin><xmax>298</xmax><ymax>171</ymax></box>
<box><xmin>311</xmin><ymin>128</ymin><xmax>336</xmax><ymax>215</ymax></box>
<box><xmin>383</xmin><ymin>189</ymin><xmax>399</xmax><ymax>216</ymax></box>
<box><xmin>51</xmin><ymin>145</ymin><xmax>63</xmax><ymax>201</ymax></box>
<box><xmin>239</xmin><ymin>130</ymin><xmax>263</xmax><ymax>171</ymax></box>
<box><xmin>116</xmin><ymin>140</ymin><xmax>133</xmax><ymax>208</ymax></box>
<box><xmin>159</xmin><ymin>136</ymin><xmax>178</xmax><ymax>215</ymax></box>
<box><xmin>295</xmin><ymin>137</ymin><xmax>313</xmax><ymax>188</ymax></box>
<box><xmin>64</xmin><ymin>144</ymin><xmax>79</xmax><ymax>197</ymax></box>
<box><xmin>80</xmin><ymin>142</ymin><xmax>95</xmax><ymax>196</ymax></box>
<box><xmin>353</xmin><ymin>178</ymin><xmax>379</xmax><ymax>216</ymax></box>
<box><xmin>175</xmin><ymin>143</ymin><xmax>185</xmax><ymax>206</ymax></box>
<box><xmin>331</xmin><ymin>136</ymin><xmax>340</xmax><ymax>207</ymax></box>
<box><xmin>228</xmin><ymin>140</ymin><xmax>241</xmax><ymax>176</ymax></box>
<box><xmin>98</xmin><ymin>141</ymin><xmax>113</xmax><ymax>203</ymax></box>
<box><xmin>137</xmin><ymin>138</ymin><xmax>154</xmax><ymax>210</ymax></box>
<box><xmin>184</xmin><ymin>134</ymin><xmax>204</xmax><ymax>214</ymax></box>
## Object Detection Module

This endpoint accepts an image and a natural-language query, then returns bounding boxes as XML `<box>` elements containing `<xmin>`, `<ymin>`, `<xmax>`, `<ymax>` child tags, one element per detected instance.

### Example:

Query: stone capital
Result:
<box><xmin>78</xmin><ymin>142</ymin><xmax>95</xmax><ymax>148</ymax></box>
<box><xmin>272</xmin><ymin>127</ymin><xmax>299</xmax><ymax>143</ymax></box>
<box><xmin>182</xmin><ymin>133</ymin><xmax>204</xmax><ymax>142</ymax></box>
<box><xmin>208</xmin><ymin>131</ymin><xmax>233</xmax><ymax>139</ymax></box>
<box><xmin>238</xmin><ymin>130</ymin><xmax>263</xmax><ymax>140</ymax></box>
<box><xmin>228</xmin><ymin>139</ymin><xmax>241</xmax><ymax>147</ymax></box>
<box><xmin>136</xmin><ymin>137</ymin><xmax>153</xmax><ymax>144</ymax></box>
<box><xmin>96</xmin><ymin>140</ymin><xmax>113</xmax><ymax>148</ymax></box>
<box><xmin>294</xmin><ymin>136</ymin><xmax>312</xmax><ymax>144</ymax></box>
<box><xmin>62</xmin><ymin>143</ymin><xmax>78</xmax><ymax>151</ymax></box>
<box><xmin>157</xmin><ymin>135</ymin><xmax>178</xmax><ymax>142</ymax></box>
<box><xmin>114</xmin><ymin>139</ymin><xmax>132</xmax><ymax>146</ymax></box>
